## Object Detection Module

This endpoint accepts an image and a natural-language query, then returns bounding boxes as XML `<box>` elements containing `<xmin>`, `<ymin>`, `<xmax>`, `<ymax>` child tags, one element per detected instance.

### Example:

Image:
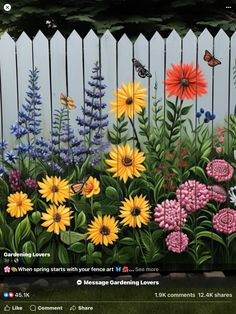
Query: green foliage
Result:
<box><xmin>1</xmin><ymin>1</ymin><xmax>235</xmax><ymax>39</ymax></box>
<box><xmin>108</xmin><ymin>115</ymin><xmax>128</xmax><ymax>145</ymax></box>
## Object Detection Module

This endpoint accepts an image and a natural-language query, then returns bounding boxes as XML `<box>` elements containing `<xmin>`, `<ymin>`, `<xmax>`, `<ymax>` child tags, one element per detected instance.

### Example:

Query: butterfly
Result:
<box><xmin>132</xmin><ymin>58</ymin><xmax>152</xmax><ymax>78</ymax></box>
<box><xmin>60</xmin><ymin>93</ymin><xmax>76</xmax><ymax>110</ymax></box>
<box><xmin>203</xmin><ymin>50</ymin><xmax>221</xmax><ymax>67</ymax></box>
<box><xmin>71</xmin><ymin>176</ymin><xmax>89</xmax><ymax>194</ymax></box>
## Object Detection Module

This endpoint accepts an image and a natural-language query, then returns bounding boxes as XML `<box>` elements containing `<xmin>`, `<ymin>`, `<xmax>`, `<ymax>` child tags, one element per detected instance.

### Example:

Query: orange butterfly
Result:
<box><xmin>71</xmin><ymin>176</ymin><xmax>89</xmax><ymax>194</ymax></box>
<box><xmin>60</xmin><ymin>93</ymin><xmax>76</xmax><ymax>110</ymax></box>
<box><xmin>203</xmin><ymin>50</ymin><xmax>221</xmax><ymax>67</ymax></box>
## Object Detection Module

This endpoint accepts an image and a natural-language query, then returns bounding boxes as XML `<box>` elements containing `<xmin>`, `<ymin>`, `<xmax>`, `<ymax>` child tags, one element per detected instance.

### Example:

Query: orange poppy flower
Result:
<box><xmin>164</xmin><ymin>63</ymin><xmax>207</xmax><ymax>100</ymax></box>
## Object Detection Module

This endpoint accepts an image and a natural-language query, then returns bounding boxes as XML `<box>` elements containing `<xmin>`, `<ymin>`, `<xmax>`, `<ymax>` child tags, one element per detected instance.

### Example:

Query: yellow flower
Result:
<box><xmin>38</xmin><ymin>176</ymin><xmax>70</xmax><ymax>205</ymax></box>
<box><xmin>110</xmin><ymin>81</ymin><xmax>147</xmax><ymax>119</ymax></box>
<box><xmin>7</xmin><ymin>191</ymin><xmax>33</xmax><ymax>218</ymax></box>
<box><xmin>81</xmin><ymin>176</ymin><xmax>100</xmax><ymax>198</ymax></box>
<box><xmin>87</xmin><ymin>215</ymin><xmax>119</xmax><ymax>246</ymax></box>
<box><xmin>120</xmin><ymin>194</ymin><xmax>151</xmax><ymax>228</ymax></box>
<box><xmin>106</xmin><ymin>143</ymin><xmax>146</xmax><ymax>183</ymax></box>
<box><xmin>41</xmin><ymin>204</ymin><xmax>73</xmax><ymax>235</ymax></box>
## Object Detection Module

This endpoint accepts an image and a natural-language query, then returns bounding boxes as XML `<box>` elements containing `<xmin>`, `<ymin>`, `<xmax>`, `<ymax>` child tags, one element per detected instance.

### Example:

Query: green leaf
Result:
<box><xmin>0</xmin><ymin>228</ymin><xmax>4</xmax><ymax>247</ymax></box>
<box><xmin>68</xmin><ymin>242</ymin><xmax>85</xmax><ymax>253</ymax></box>
<box><xmin>37</xmin><ymin>232</ymin><xmax>53</xmax><ymax>251</ymax></box>
<box><xmin>60</xmin><ymin>231</ymin><xmax>87</xmax><ymax>245</ymax></box>
<box><xmin>22</xmin><ymin>241</ymin><xmax>36</xmax><ymax>266</ymax></box>
<box><xmin>189</xmin><ymin>166</ymin><xmax>208</xmax><ymax>182</ymax></box>
<box><xmin>227</xmin><ymin>233</ymin><xmax>236</xmax><ymax>246</ymax></box>
<box><xmin>139</xmin><ymin>230</ymin><xmax>151</xmax><ymax>251</ymax></box>
<box><xmin>15</xmin><ymin>216</ymin><xmax>31</xmax><ymax>250</ymax></box>
<box><xmin>151</xmin><ymin>230</ymin><xmax>164</xmax><ymax>242</ymax></box>
<box><xmin>105</xmin><ymin>186</ymin><xmax>119</xmax><ymax>201</ymax></box>
<box><xmin>37</xmin><ymin>199</ymin><xmax>48</xmax><ymax>210</ymax></box>
<box><xmin>196</xmin><ymin>231</ymin><xmax>226</xmax><ymax>248</ymax></box>
<box><xmin>166</xmin><ymin>100</ymin><xmax>176</xmax><ymax>112</ymax></box>
<box><xmin>167</xmin><ymin>110</ymin><xmax>174</xmax><ymax>122</ymax></box>
<box><xmin>154</xmin><ymin>177</ymin><xmax>164</xmax><ymax>203</ymax></box>
<box><xmin>119</xmin><ymin>237</ymin><xmax>136</xmax><ymax>246</ymax></box>
<box><xmin>0</xmin><ymin>177</ymin><xmax>9</xmax><ymax>197</ymax></box>
<box><xmin>100</xmin><ymin>175</ymin><xmax>123</xmax><ymax>199</ymax></box>
<box><xmin>76</xmin><ymin>211</ymin><xmax>87</xmax><ymax>228</ymax></box>
<box><xmin>87</xmin><ymin>242</ymin><xmax>95</xmax><ymax>255</ymax></box>
<box><xmin>58</xmin><ymin>242</ymin><xmax>69</xmax><ymax>266</ymax></box>
<box><xmin>198</xmin><ymin>255</ymin><xmax>212</xmax><ymax>266</ymax></box>
<box><xmin>181</xmin><ymin>105</ymin><xmax>192</xmax><ymax>115</ymax></box>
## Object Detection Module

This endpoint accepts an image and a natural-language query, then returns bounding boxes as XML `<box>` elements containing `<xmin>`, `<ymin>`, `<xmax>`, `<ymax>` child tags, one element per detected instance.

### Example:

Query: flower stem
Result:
<box><xmin>90</xmin><ymin>196</ymin><xmax>94</xmax><ymax>216</ymax></box>
<box><xmin>167</xmin><ymin>97</ymin><xmax>184</xmax><ymax>147</ymax></box>
<box><xmin>129</xmin><ymin>117</ymin><xmax>141</xmax><ymax>150</ymax></box>
<box><xmin>134</xmin><ymin>229</ymin><xmax>148</xmax><ymax>267</ymax></box>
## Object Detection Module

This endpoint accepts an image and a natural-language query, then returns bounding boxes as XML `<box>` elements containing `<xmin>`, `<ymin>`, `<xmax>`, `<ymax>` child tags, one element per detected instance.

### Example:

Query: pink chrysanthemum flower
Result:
<box><xmin>212</xmin><ymin>208</ymin><xmax>236</xmax><ymax>234</ymax></box>
<box><xmin>206</xmin><ymin>159</ymin><xmax>234</xmax><ymax>182</ymax></box>
<box><xmin>165</xmin><ymin>231</ymin><xmax>189</xmax><ymax>253</ymax></box>
<box><xmin>208</xmin><ymin>185</ymin><xmax>227</xmax><ymax>203</ymax></box>
<box><xmin>154</xmin><ymin>199</ymin><xmax>187</xmax><ymax>231</ymax></box>
<box><xmin>176</xmin><ymin>180</ymin><xmax>209</xmax><ymax>213</ymax></box>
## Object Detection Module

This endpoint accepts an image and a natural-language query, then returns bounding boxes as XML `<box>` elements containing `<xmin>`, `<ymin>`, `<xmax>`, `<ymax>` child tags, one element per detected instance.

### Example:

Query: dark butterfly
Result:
<box><xmin>132</xmin><ymin>58</ymin><xmax>152</xmax><ymax>78</ymax></box>
<box><xmin>203</xmin><ymin>50</ymin><xmax>221</xmax><ymax>67</ymax></box>
<box><xmin>71</xmin><ymin>175</ymin><xmax>89</xmax><ymax>194</ymax></box>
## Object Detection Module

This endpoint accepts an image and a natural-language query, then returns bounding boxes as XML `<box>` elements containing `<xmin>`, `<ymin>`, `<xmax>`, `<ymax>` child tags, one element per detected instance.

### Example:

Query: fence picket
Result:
<box><xmin>230</xmin><ymin>32</ymin><xmax>236</xmax><ymax>116</ymax></box>
<box><xmin>197</xmin><ymin>29</ymin><xmax>214</xmax><ymax>114</ymax></box>
<box><xmin>214</xmin><ymin>30</ymin><xmax>230</xmax><ymax>127</ymax></box>
<box><xmin>33</xmin><ymin>31</ymin><xmax>51</xmax><ymax>137</ymax></box>
<box><xmin>150</xmin><ymin>31</ymin><xmax>165</xmax><ymax>116</ymax></box>
<box><xmin>16</xmin><ymin>32</ymin><xmax>33</xmax><ymax>109</ymax></box>
<box><xmin>50</xmin><ymin>31</ymin><xmax>66</xmax><ymax>119</ymax></box>
<box><xmin>100</xmin><ymin>30</ymin><xmax>117</xmax><ymax>137</ymax></box>
<box><xmin>67</xmin><ymin>30</ymin><xmax>83</xmax><ymax>135</ymax></box>
<box><xmin>117</xmin><ymin>34</ymin><xmax>133</xmax><ymax>148</ymax></box>
<box><xmin>0</xmin><ymin>33</ymin><xmax>18</xmax><ymax>147</ymax></box>
<box><xmin>182</xmin><ymin>30</ymin><xmax>197</xmax><ymax>123</ymax></box>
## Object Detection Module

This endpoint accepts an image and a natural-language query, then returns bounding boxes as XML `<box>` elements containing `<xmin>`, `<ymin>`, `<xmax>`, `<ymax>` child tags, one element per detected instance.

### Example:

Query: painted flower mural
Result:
<box><xmin>1</xmin><ymin>61</ymin><xmax>236</xmax><ymax>271</ymax></box>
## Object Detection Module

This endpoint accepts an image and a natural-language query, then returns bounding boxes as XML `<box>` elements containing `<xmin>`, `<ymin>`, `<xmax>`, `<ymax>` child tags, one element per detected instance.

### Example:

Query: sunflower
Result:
<box><xmin>106</xmin><ymin>143</ymin><xmax>145</xmax><ymax>183</ymax></box>
<box><xmin>41</xmin><ymin>204</ymin><xmax>73</xmax><ymax>235</ymax></box>
<box><xmin>164</xmin><ymin>63</ymin><xmax>207</xmax><ymax>100</ymax></box>
<box><xmin>119</xmin><ymin>195</ymin><xmax>151</xmax><ymax>228</ymax></box>
<box><xmin>87</xmin><ymin>215</ymin><xmax>119</xmax><ymax>246</ymax></box>
<box><xmin>81</xmin><ymin>176</ymin><xmax>100</xmax><ymax>198</ymax></box>
<box><xmin>7</xmin><ymin>191</ymin><xmax>33</xmax><ymax>218</ymax></box>
<box><xmin>110</xmin><ymin>81</ymin><xmax>147</xmax><ymax>119</ymax></box>
<box><xmin>38</xmin><ymin>176</ymin><xmax>70</xmax><ymax>205</ymax></box>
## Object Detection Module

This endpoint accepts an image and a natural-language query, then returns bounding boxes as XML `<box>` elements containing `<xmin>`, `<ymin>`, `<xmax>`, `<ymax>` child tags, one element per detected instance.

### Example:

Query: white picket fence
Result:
<box><xmin>0</xmin><ymin>29</ymin><xmax>235</xmax><ymax>147</ymax></box>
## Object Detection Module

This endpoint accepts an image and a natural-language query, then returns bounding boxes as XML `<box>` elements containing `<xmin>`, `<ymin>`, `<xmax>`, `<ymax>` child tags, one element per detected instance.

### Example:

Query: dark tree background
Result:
<box><xmin>1</xmin><ymin>0</ymin><xmax>236</xmax><ymax>39</ymax></box>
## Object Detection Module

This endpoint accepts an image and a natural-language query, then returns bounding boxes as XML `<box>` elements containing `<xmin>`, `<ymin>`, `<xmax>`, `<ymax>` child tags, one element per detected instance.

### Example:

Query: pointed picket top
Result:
<box><xmin>51</xmin><ymin>30</ymin><xmax>65</xmax><ymax>43</ymax></box>
<box><xmin>68</xmin><ymin>29</ymin><xmax>82</xmax><ymax>42</ymax></box>
<box><xmin>101</xmin><ymin>29</ymin><xmax>116</xmax><ymax>43</ymax></box>
<box><xmin>182</xmin><ymin>29</ymin><xmax>197</xmax><ymax>60</ymax></box>
<box><xmin>16</xmin><ymin>31</ymin><xmax>31</xmax><ymax>44</ymax></box>
<box><xmin>166</xmin><ymin>29</ymin><xmax>181</xmax><ymax>42</ymax></box>
<box><xmin>215</xmin><ymin>28</ymin><xmax>229</xmax><ymax>42</ymax></box>
<box><xmin>150</xmin><ymin>31</ymin><xmax>164</xmax><ymax>43</ymax></box>
<box><xmin>183</xmin><ymin>29</ymin><xmax>197</xmax><ymax>41</ymax></box>
<box><xmin>198</xmin><ymin>28</ymin><xmax>213</xmax><ymax>41</ymax></box>
<box><xmin>0</xmin><ymin>32</ymin><xmax>14</xmax><ymax>41</ymax></box>
<box><xmin>166</xmin><ymin>29</ymin><xmax>181</xmax><ymax>66</ymax></box>
<box><xmin>231</xmin><ymin>30</ymin><xmax>236</xmax><ymax>40</ymax></box>
<box><xmin>84</xmin><ymin>29</ymin><xmax>98</xmax><ymax>42</ymax></box>
<box><xmin>33</xmin><ymin>30</ymin><xmax>48</xmax><ymax>42</ymax></box>
<box><xmin>135</xmin><ymin>33</ymin><xmax>147</xmax><ymax>44</ymax></box>
<box><xmin>118</xmin><ymin>33</ymin><xmax>132</xmax><ymax>45</ymax></box>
